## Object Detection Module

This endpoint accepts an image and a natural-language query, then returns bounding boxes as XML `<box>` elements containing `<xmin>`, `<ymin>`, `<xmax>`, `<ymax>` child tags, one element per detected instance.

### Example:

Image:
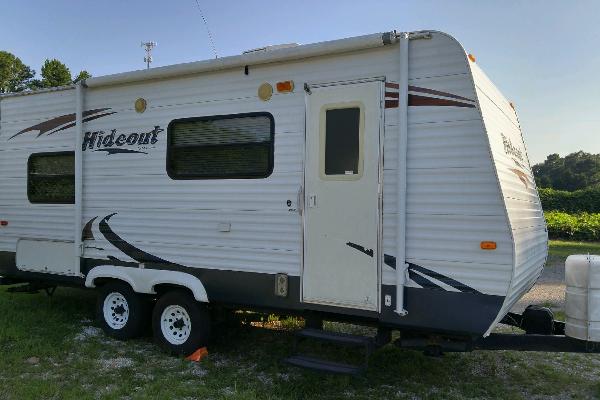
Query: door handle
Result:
<box><xmin>308</xmin><ymin>194</ymin><xmax>317</xmax><ymax>208</ymax></box>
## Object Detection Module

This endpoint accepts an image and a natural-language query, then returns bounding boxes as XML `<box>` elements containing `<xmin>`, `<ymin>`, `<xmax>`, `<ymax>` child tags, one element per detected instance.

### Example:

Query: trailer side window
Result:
<box><xmin>167</xmin><ymin>113</ymin><xmax>274</xmax><ymax>179</ymax></box>
<box><xmin>323</xmin><ymin>107</ymin><xmax>362</xmax><ymax>177</ymax></box>
<box><xmin>27</xmin><ymin>152</ymin><xmax>75</xmax><ymax>204</ymax></box>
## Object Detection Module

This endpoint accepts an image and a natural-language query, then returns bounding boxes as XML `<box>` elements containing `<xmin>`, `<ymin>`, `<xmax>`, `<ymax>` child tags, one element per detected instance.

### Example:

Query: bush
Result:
<box><xmin>539</xmin><ymin>187</ymin><xmax>600</xmax><ymax>213</ymax></box>
<box><xmin>545</xmin><ymin>211</ymin><xmax>600</xmax><ymax>241</ymax></box>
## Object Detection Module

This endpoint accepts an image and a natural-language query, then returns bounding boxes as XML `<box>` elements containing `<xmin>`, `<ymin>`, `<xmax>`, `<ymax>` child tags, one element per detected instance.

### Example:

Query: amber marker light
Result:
<box><xmin>481</xmin><ymin>241</ymin><xmax>497</xmax><ymax>250</ymax></box>
<box><xmin>468</xmin><ymin>53</ymin><xmax>476</xmax><ymax>63</ymax></box>
<box><xmin>276</xmin><ymin>80</ymin><xmax>294</xmax><ymax>93</ymax></box>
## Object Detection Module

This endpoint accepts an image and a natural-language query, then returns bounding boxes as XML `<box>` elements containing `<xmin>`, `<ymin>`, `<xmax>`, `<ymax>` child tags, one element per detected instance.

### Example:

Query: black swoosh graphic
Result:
<box><xmin>99</xmin><ymin>213</ymin><xmax>184</xmax><ymax>268</ymax></box>
<box><xmin>384</xmin><ymin>254</ymin><xmax>397</xmax><ymax>269</ymax></box>
<box><xmin>346</xmin><ymin>242</ymin><xmax>374</xmax><ymax>257</ymax></box>
<box><xmin>409</xmin><ymin>263</ymin><xmax>481</xmax><ymax>295</ymax></box>
<box><xmin>408</xmin><ymin>269</ymin><xmax>445</xmax><ymax>291</ymax></box>
<box><xmin>371</xmin><ymin>251</ymin><xmax>481</xmax><ymax>294</ymax></box>
<box><xmin>94</xmin><ymin>148</ymin><xmax>148</xmax><ymax>155</ymax></box>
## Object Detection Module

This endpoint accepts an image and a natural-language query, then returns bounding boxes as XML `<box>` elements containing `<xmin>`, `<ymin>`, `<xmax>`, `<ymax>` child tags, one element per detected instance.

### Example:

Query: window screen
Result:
<box><xmin>324</xmin><ymin>107</ymin><xmax>361</xmax><ymax>176</ymax></box>
<box><xmin>167</xmin><ymin>113</ymin><xmax>274</xmax><ymax>179</ymax></box>
<box><xmin>28</xmin><ymin>152</ymin><xmax>75</xmax><ymax>204</ymax></box>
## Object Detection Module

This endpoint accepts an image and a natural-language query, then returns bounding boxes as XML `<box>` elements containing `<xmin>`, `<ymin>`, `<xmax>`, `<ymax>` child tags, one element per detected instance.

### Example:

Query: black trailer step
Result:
<box><xmin>296</xmin><ymin>328</ymin><xmax>374</xmax><ymax>347</ymax></box>
<box><xmin>6</xmin><ymin>282</ymin><xmax>57</xmax><ymax>296</ymax></box>
<box><xmin>284</xmin><ymin>327</ymin><xmax>378</xmax><ymax>374</ymax></box>
<box><xmin>284</xmin><ymin>355</ymin><xmax>362</xmax><ymax>375</ymax></box>
<box><xmin>0</xmin><ymin>277</ymin><xmax>26</xmax><ymax>286</ymax></box>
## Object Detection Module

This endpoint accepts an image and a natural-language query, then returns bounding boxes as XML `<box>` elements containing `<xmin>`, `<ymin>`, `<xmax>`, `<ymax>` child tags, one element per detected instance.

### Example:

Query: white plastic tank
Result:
<box><xmin>565</xmin><ymin>254</ymin><xmax>600</xmax><ymax>341</ymax></box>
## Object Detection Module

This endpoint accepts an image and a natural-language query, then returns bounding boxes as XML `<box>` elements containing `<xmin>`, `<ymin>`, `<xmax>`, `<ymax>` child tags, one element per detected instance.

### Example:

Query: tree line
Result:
<box><xmin>0</xmin><ymin>51</ymin><xmax>91</xmax><ymax>93</ymax></box>
<box><xmin>533</xmin><ymin>151</ymin><xmax>600</xmax><ymax>192</ymax></box>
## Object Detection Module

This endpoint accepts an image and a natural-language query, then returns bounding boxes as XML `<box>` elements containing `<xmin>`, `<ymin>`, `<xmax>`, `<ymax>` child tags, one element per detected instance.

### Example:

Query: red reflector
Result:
<box><xmin>0</xmin><ymin>221</ymin><xmax>7</xmax><ymax>226</ymax></box>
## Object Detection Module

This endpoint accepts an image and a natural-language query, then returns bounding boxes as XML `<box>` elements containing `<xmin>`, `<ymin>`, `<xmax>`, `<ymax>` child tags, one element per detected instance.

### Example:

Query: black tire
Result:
<box><xmin>152</xmin><ymin>290</ymin><xmax>210</xmax><ymax>355</ymax></box>
<box><xmin>96</xmin><ymin>281</ymin><xmax>148</xmax><ymax>340</ymax></box>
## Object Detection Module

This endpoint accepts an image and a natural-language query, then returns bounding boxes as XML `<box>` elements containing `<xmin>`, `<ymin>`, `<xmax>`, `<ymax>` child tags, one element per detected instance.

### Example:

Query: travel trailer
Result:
<box><xmin>0</xmin><ymin>30</ymin><xmax>550</xmax><ymax>370</ymax></box>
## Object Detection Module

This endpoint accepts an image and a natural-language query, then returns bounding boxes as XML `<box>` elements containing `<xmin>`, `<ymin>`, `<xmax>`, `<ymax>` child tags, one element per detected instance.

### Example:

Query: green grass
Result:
<box><xmin>548</xmin><ymin>239</ymin><xmax>600</xmax><ymax>259</ymax></box>
<box><xmin>1</xmin><ymin>240</ymin><xmax>600</xmax><ymax>399</ymax></box>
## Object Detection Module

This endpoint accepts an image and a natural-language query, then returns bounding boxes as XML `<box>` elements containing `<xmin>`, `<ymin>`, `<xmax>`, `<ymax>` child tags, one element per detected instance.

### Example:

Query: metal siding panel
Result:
<box><xmin>382</xmin><ymin>32</ymin><xmax>513</xmax><ymax>306</ymax></box>
<box><xmin>471</xmin><ymin>63</ymin><xmax>548</xmax><ymax>334</ymax></box>
<box><xmin>77</xmin><ymin>43</ymin><xmax>401</xmax><ymax>279</ymax></box>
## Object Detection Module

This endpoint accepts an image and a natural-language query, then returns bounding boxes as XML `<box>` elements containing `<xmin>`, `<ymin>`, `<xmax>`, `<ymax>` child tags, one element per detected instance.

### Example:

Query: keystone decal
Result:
<box><xmin>501</xmin><ymin>133</ymin><xmax>524</xmax><ymax>162</ymax></box>
<box><xmin>83</xmin><ymin>126</ymin><xmax>163</xmax><ymax>155</ymax></box>
<box><xmin>9</xmin><ymin>108</ymin><xmax>116</xmax><ymax>140</ymax></box>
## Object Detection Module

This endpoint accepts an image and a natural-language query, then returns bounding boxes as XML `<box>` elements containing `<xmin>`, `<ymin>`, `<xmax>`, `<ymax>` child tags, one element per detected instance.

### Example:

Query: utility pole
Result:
<box><xmin>141</xmin><ymin>41</ymin><xmax>157</xmax><ymax>69</ymax></box>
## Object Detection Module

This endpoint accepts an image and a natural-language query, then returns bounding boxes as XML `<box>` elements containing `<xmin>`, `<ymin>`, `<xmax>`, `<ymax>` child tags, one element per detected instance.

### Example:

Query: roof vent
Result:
<box><xmin>243</xmin><ymin>43</ymin><xmax>299</xmax><ymax>54</ymax></box>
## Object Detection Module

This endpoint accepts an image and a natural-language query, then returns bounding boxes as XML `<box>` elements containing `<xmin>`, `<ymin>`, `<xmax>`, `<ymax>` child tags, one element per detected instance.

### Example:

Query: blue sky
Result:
<box><xmin>2</xmin><ymin>0</ymin><xmax>598</xmax><ymax>163</ymax></box>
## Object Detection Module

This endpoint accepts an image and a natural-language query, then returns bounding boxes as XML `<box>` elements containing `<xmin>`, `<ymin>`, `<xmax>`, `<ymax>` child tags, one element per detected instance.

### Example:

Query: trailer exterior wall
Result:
<box><xmin>77</xmin><ymin>45</ymin><xmax>403</xmax><ymax>280</ymax></box>
<box><xmin>0</xmin><ymin>30</ymin><xmax>545</xmax><ymax>337</ymax></box>
<box><xmin>469</xmin><ymin>62</ymin><xmax>548</xmax><ymax>334</ymax></box>
<box><xmin>383</xmin><ymin>33</ymin><xmax>513</xmax><ymax>294</ymax></box>
<box><xmin>0</xmin><ymin>89</ymin><xmax>76</xmax><ymax>253</ymax></box>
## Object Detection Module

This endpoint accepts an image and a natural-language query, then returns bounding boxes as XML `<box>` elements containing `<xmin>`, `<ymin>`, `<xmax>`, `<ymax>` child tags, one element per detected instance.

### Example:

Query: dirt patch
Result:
<box><xmin>74</xmin><ymin>326</ymin><xmax>103</xmax><ymax>341</ymax></box>
<box><xmin>99</xmin><ymin>357</ymin><xmax>134</xmax><ymax>370</ymax></box>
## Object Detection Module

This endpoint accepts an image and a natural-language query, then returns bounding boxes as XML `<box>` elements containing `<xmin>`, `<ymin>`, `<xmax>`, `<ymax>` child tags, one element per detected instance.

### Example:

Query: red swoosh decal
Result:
<box><xmin>9</xmin><ymin>108</ymin><xmax>115</xmax><ymax>140</ymax></box>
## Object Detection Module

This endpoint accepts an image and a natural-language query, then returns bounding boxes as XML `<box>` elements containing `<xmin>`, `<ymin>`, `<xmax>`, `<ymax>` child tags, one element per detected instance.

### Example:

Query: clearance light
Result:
<box><xmin>0</xmin><ymin>221</ymin><xmax>7</xmax><ymax>227</ymax></box>
<box><xmin>481</xmin><ymin>241</ymin><xmax>497</xmax><ymax>250</ymax></box>
<box><xmin>258</xmin><ymin>82</ymin><xmax>273</xmax><ymax>101</ymax></box>
<box><xmin>276</xmin><ymin>80</ymin><xmax>294</xmax><ymax>93</ymax></box>
<box><xmin>468</xmin><ymin>53</ymin><xmax>476</xmax><ymax>63</ymax></box>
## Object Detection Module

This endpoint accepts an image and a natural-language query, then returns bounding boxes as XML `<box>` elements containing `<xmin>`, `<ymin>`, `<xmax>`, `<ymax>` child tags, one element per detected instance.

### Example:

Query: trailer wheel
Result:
<box><xmin>152</xmin><ymin>290</ymin><xmax>210</xmax><ymax>355</ymax></box>
<box><xmin>96</xmin><ymin>281</ymin><xmax>147</xmax><ymax>340</ymax></box>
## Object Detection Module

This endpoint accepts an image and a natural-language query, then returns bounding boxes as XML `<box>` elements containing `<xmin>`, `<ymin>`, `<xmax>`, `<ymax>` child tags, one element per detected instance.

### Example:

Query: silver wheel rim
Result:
<box><xmin>161</xmin><ymin>305</ymin><xmax>192</xmax><ymax>345</ymax></box>
<box><xmin>103</xmin><ymin>292</ymin><xmax>129</xmax><ymax>329</ymax></box>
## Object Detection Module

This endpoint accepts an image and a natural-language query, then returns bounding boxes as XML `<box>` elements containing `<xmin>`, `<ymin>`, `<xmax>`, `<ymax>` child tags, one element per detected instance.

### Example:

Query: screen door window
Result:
<box><xmin>323</xmin><ymin>107</ymin><xmax>362</xmax><ymax>179</ymax></box>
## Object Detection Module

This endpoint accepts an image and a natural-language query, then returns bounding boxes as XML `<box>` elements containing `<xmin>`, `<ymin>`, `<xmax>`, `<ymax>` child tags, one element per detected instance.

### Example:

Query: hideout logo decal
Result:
<box><xmin>83</xmin><ymin>126</ymin><xmax>163</xmax><ymax>155</ymax></box>
<box><xmin>501</xmin><ymin>133</ymin><xmax>531</xmax><ymax>189</ymax></box>
<box><xmin>8</xmin><ymin>107</ymin><xmax>162</xmax><ymax>155</ymax></box>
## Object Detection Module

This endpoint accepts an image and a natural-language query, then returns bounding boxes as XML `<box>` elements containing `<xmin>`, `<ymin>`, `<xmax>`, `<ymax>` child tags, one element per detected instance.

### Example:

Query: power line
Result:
<box><xmin>193</xmin><ymin>0</ymin><xmax>218</xmax><ymax>59</ymax></box>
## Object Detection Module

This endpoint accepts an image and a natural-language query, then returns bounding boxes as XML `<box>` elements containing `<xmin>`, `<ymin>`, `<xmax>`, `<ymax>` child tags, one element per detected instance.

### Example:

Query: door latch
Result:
<box><xmin>308</xmin><ymin>194</ymin><xmax>317</xmax><ymax>208</ymax></box>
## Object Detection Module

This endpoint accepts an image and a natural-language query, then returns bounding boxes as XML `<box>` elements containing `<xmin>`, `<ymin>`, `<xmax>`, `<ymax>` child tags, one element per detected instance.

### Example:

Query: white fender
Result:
<box><xmin>85</xmin><ymin>265</ymin><xmax>209</xmax><ymax>302</ymax></box>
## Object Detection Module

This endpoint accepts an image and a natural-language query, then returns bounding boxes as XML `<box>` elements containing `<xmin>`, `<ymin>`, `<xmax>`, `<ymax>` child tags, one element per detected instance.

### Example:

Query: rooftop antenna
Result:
<box><xmin>193</xmin><ymin>0</ymin><xmax>218</xmax><ymax>58</ymax></box>
<box><xmin>141</xmin><ymin>41</ymin><xmax>157</xmax><ymax>69</ymax></box>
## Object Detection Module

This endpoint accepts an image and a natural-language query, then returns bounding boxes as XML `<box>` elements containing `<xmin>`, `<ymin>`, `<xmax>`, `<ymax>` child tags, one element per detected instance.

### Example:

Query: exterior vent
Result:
<box><xmin>243</xmin><ymin>43</ymin><xmax>299</xmax><ymax>54</ymax></box>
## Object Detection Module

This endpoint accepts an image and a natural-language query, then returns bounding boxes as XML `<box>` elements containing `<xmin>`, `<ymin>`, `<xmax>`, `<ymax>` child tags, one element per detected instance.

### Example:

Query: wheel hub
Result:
<box><xmin>161</xmin><ymin>305</ymin><xmax>192</xmax><ymax>345</ymax></box>
<box><xmin>114</xmin><ymin>304</ymin><xmax>126</xmax><ymax>316</ymax></box>
<box><xmin>103</xmin><ymin>292</ymin><xmax>130</xmax><ymax>330</ymax></box>
<box><xmin>173</xmin><ymin>318</ymin><xmax>186</xmax><ymax>330</ymax></box>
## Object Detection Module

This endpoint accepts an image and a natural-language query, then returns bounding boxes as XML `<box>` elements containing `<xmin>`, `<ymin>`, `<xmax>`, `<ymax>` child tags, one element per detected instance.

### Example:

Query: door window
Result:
<box><xmin>321</xmin><ymin>104</ymin><xmax>363</xmax><ymax>180</ymax></box>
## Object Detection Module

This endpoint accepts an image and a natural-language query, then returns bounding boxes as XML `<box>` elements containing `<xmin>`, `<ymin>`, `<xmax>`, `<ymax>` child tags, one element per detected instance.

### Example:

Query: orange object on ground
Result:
<box><xmin>186</xmin><ymin>347</ymin><xmax>209</xmax><ymax>362</ymax></box>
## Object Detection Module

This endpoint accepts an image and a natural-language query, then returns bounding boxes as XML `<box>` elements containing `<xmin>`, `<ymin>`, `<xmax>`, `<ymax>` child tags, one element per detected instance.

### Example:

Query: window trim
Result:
<box><xmin>318</xmin><ymin>102</ymin><xmax>365</xmax><ymax>181</ymax></box>
<box><xmin>166</xmin><ymin>112</ymin><xmax>275</xmax><ymax>180</ymax></box>
<box><xmin>27</xmin><ymin>151</ymin><xmax>75</xmax><ymax>204</ymax></box>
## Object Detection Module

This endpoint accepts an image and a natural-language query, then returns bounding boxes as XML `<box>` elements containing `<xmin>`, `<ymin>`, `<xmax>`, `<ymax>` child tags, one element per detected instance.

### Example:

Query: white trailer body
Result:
<box><xmin>0</xmin><ymin>30</ymin><xmax>547</xmax><ymax>338</ymax></box>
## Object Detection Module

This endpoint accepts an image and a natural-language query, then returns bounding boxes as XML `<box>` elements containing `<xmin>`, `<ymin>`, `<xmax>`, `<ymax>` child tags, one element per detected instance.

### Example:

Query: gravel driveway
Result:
<box><xmin>512</xmin><ymin>256</ymin><xmax>566</xmax><ymax>314</ymax></box>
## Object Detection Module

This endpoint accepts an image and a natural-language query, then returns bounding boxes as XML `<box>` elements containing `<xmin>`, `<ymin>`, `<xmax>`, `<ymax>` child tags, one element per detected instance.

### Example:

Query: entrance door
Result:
<box><xmin>303</xmin><ymin>81</ymin><xmax>382</xmax><ymax>311</ymax></box>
